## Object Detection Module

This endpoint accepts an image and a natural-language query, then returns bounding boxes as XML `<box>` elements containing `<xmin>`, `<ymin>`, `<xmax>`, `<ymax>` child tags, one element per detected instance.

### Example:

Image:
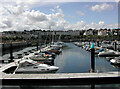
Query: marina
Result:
<box><xmin>0</xmin><ymin>1</ymin><xmax>120</xmax><ymax>89</ymax></box>
<box><xmin>1</xmin><ymin>41</ymin><xmax>120</xmax><ymax>88</ymax></box>
<box><xmin>0</xmin><ymin>42</ymin><xmax>120</xmax><ymax>74</ymax></box>
<box><xmin>55</xmin><ymin>43</ymin><xmax>120</xmax><ymax>73</ymax></box>
<box><xmin>1</xmin><ymin>33</ymin><xmax>120</xmax><ymax>89</ymax></box>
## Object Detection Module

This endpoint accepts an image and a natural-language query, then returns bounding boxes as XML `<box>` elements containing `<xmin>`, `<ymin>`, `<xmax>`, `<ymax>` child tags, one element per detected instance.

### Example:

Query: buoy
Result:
<box><xmin>46</xmin><ymin>54</ymin><xmax>49</xmax><ymax>56</ymax></box>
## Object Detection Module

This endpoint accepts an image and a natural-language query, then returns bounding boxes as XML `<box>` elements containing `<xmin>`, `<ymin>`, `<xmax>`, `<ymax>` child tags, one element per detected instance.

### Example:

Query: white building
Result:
<box><xmin>83</xmin><ymin>29</ymin><xmax>93</xmax><ymax>35</ymax></box>
<box><xmin>98</xmin><ymin>29</ymin><xmax>107</xmax><ymax>36</ymax></box>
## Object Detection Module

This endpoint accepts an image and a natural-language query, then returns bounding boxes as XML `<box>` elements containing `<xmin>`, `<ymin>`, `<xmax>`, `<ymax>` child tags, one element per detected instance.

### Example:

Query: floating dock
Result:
<box><xmin>1</xmin><ymin>72</ymin><xmax>120</xmax><ymax>85</ymax></box>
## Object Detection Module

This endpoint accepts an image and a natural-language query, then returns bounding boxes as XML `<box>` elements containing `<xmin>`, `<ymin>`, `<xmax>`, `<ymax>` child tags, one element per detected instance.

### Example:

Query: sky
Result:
<box><xmin>0</xmin><ymin>0</ymin><xmax>119</xmax><ymax>32</ymax></box>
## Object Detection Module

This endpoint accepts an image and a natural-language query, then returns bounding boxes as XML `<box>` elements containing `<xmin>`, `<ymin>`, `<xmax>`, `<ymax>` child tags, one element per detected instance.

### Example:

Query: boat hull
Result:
<box><xmin>15</xmin><ymin>69</ymin><xmax>58</xmax><ymax>74</ymax></box>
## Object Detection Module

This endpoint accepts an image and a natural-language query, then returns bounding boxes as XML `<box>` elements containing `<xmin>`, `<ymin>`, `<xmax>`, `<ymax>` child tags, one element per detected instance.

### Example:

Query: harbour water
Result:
<box><xmin>55</xmin><ymin>43</ymin><xmax>120</xmax><ymax>73</ymax></box>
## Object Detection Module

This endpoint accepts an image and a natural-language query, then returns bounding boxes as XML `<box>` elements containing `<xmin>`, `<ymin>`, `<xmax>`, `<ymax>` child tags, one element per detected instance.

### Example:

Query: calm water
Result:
<box><xmin>55</xmin><ymin>43</ymin><xmax>120</xmax><ymax>73</ymax></box>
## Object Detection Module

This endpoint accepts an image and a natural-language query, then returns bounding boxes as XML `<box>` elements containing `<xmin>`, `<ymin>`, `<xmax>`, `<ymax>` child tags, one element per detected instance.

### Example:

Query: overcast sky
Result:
<box><xmin>0</xmin><ymin>0</ymin><xmax>119</xmax><ymax>32</ymax></box>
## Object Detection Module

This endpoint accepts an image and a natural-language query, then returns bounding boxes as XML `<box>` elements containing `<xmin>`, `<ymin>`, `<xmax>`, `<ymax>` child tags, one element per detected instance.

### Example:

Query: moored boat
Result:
<box><xmin>95</xmin><ymin>48</ymin><xmax>104</xmax><ymax>54</ymax></box>
<box><xmin>15</xmin><ymin>59</ymin><xmax>59</xmax><ymax>74</ymax></box>
<box><xmin>110</xmin><ymin>56</ymin><xmax>120</xmax><ymax>65</ymax></box>
<box><xmin>98</xmin><ymin>50</ymin><xmax>120</xmax><ymax>57</ymax></box>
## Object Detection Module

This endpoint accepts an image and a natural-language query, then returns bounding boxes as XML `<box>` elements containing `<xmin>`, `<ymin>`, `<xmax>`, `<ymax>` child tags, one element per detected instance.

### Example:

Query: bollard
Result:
<box><xmin>114</xmin><ymin>40</ymin><xmax>117</xmax><ymax>51</ymax></box>
<box><xmin>91</xmin><ymin>43</ymin><xmax>95</xmax><ymax>72</ymax></box>
<box><xmin>9</xmin><ymin>43</ymin><xmax>14</xmax><ymax>62</ymax></box>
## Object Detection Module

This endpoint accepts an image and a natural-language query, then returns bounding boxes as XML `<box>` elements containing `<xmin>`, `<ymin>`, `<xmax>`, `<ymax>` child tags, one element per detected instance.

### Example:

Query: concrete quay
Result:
<box><xmin>0</xmin><ymin>72</ymin><xmax>120</xmax><ymax>85</ymax></box>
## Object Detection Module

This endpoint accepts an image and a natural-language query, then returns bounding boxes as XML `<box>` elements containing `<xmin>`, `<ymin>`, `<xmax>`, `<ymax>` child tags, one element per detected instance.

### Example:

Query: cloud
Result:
<box><xmin>114</xmin><ymin>0</ymin><xmax>120</xmax><ymax>3</ymax></box>
<box><xmin>0</xmin><ymin>7</ymin><xmax>14</xmax><ymax>29</ymax></box>
<box><xmin>2</xmin><ymin>18</ymin><xmax>13</xmax><ymax>28</ymax></box>
<box><xmin>0</xmin><ymin>4</ymin><xmax>67</xmax><ymax>31</ymax></box>
<box><xmin>76</xmin><ymin>11</ymin><xmax>84</xmax><ymax>16</ymax></box>
<box><xmin>91</xmin><ymin>3</ymin><xmax>113</xmax><ymax>12</ymax></box>
<box><xmin>23</xmin><ymin>10</ymin><xmax>48</xmax><ymax>22</ymax></box>
<box><xmin>1</xmin><ymin>0</ymin><xmax>119</xmax><ymax>3</ymax></box>
<box><xmin>55</xmin><ymin>5</ymin><xmax>60</xmax><ymax>9</ymax></box>
<box><xmin>107</xmin><ymin>23</ymin><xmax>118</xmax><ymax>29</ymax></box>
<box><xmin>8</xmin><ymin>5</ymin><xmax>24</xmax><ymax>16</ymax></box>
<box><xmin>0</xmin><ymin>2</ymin><xmax>117</xmax><ymax>32</ymax></box>
<box><xmin>99</xmin><ymin>21</ymin><xmax>104</xmax><ymax>26</ymax></box>
<box><xmin>55</xmin><ymin>13</ymin><xmax>64</xmax><ymax>19</ymax></box>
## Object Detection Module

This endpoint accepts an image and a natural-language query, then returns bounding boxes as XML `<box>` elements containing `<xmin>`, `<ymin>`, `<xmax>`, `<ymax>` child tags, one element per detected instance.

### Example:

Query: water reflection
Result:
<box><xmin>55</xmin><ymin>43</ymin><xmax>119</xmax><ymax>73</ymax></box>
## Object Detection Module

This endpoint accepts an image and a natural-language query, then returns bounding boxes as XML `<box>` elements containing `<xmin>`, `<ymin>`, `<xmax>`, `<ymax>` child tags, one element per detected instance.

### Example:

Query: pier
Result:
<box><xmin>1</xmin><ymin>72</ymin><xmax>120</xmax><ymax>85</ymax></box>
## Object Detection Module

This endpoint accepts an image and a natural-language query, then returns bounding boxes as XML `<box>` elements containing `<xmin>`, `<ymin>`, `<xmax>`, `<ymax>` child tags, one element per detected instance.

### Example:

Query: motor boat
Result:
<box><xmin>98</xmin><ymin>49</ymin><xmax>120</xmax><ymax>57</ymax></box>
<box><xmin>34</xmin><ymin>52</ymin><xmax>53</xmax><ymax>59</ymax></box>
<box><xmin>110</xmin><ymin>56</ymin><xmax>120</xmax><ymax>65</ymax></box>
<box><xmin>30</xmin><ymin>55</ymin><xmax>53</xmax><ymax>61</ymax></box>
<box><xmin>42</xmin><ymin>51</ymin><xmax>56</xmax><ymax>59</ymax></box>
<box><xmin>43</xmin><ymin>44</ymin><xmax>62</xmax><ymax>54</ymax></box>
<box><xmin>57</xmin><ymin>42</ymin><xmax>66</xmax><ymax>48</ymax></box>
<box><xmin>74</xmin><ymin>42</ymin><xmax>82</xmax><ymax>47</ymax></box>
<box><xmin>46</xmin><ymin>47</ymin><xmax>61</xmax><ymax>54</ymax></box>
<box><xmin>23</xmin><ymin>52</ymin><xmax>29</xmax><ymax>56</ymax></box>
<box><xmin>95</xmin><ymin>48</ymin><xmax>104</xmax><ymax>54</ymax></box>
<box><xmin>14</xmin><ymin>59</ymin><xmax>59</xmax><ymax>74</ymax></box>
<box><xmin>29</xmin><ymin>52</ymin><xmax>54</xmax><ymax>64</ymax></box>
<box><xmin>28</xmin><ymin>50</ymin><xmax>35</xmax><ymax>53</ymax></box>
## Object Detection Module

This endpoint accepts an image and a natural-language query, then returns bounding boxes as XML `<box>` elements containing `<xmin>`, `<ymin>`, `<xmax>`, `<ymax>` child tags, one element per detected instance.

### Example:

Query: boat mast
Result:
<box><xmin>50</xmin><ymin>26</ymin><xmax>54</xmax><ymax>45</ymax></box>
<box><xmin>58</xmin><ymin>34</ymin><xmax>61</xmax><ymax>42</ymax></box>
<box><xmin>52</xmin><ymin>30</ymin><xmax>54</xmax><ymax>44</ymax></box>
<box><xmin>44</xmin><ymin>31</ymin><xmax>48</xmax><ymax>46</ymax></box>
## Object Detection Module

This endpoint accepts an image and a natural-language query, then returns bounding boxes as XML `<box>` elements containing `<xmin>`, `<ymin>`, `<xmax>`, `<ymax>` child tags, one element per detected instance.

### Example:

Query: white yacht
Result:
<box><xmin>98</xmin><ymin>49</ymin><xmax>120</xmax><ymax>57</ymax></box>
<box><xmin>110</xmin><ymin>56</ymin><xmax>120</xmax><ymax>65</ymax></box>
<box><xmin>2</xmin><ymin>58</ymin><xmax>59</xmax><ymax>74</ymax></box>
<box><xmin>14</xmin><ymin>59</ymin><xmax>59</xmax><ymax>74</ymax></box>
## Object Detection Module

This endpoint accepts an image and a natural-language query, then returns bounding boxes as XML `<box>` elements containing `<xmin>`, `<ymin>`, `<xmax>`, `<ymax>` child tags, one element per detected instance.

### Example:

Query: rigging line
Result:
<box><xmin>44</xmin><ymin>32</ymin><xmax>48</xmax><ymax>46</ymax></box>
